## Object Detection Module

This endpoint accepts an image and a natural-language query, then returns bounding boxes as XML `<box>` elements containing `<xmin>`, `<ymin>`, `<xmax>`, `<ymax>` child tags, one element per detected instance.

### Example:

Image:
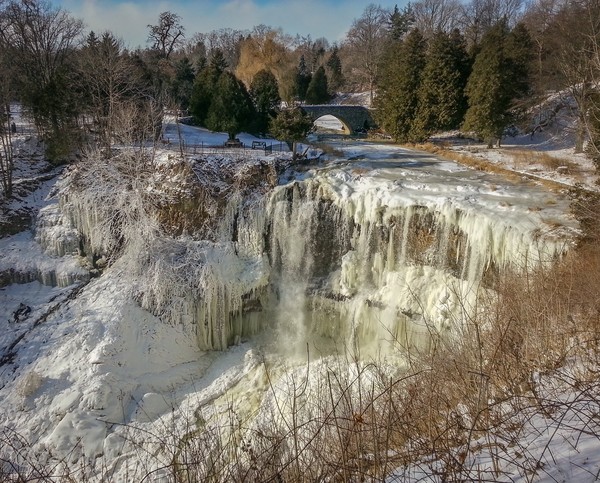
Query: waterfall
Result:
<box><xmin>143</xmin><ymin>170</ymin><xmax>572</xmax><ymax>352</ymax></box>
<box><xmin>56</xmin><ymin>151</ymin><xmax>575</xmax><ymax>353</ymax></box>
<box><xmin>247</xmin><ymin>164</ymin><xmax>572</xmax><ymax>356</ymax></box>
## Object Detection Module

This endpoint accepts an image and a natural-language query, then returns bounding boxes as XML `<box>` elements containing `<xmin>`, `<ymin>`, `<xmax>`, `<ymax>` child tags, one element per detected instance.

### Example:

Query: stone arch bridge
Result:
<box><xmin>300</xmin><ymin>105</ymin><xmax>376</xmax><ymax>134</ymax></box>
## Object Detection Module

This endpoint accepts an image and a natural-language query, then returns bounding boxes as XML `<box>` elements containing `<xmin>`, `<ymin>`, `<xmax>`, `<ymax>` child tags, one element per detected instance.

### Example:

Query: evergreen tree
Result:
<box><xmin>85</xmin><ymin>31</ymin><xmax>100</xmax><ymax>49</ymax></box>
<box><xmin>209</xmin><ymin>48</ymin><xmax>228</xmax><ymax>73</ymax></box>
<box><xmin>504</xmin><ymin>23</ymin><xmax>534</xmax><ymax>103</ymax></box>
<box><xmin>295</xmin><ymin>55</ymin><xmax>312</xmax><ymax>102</ymax></box>
<box><xmin>250</xmin><ymin>69</ymin><xmax>280</xmax><ymax>134</ymax></box>
<box><xmin>326</xmin><ymin>46</ymin><xmax>344</xmax><ymax>93</ymax></box>
<box><xmin>463</xmin><ymin>21</ymin><xmax>533</xmax><ymax>147</ymax></box>
<box><xmin>374</xmin><ymin>28</ymin><xmax>426</xmax><ymax>142</ymax></box>
<box><xmin>269</xmin><ymin>107</ymin><xmax>313</xmax><ymax>159</ymax></box>
<box><xmin>305</xmin><ymin>66</ymin><xmax>329</xmax><ymax>104</ymax></box>
<box><xmin>205</xmin><ymin>71</ymin><xmax>254</xmax><ymax>140</ymax></box>
<box><xmin>388</xmin><ymin>3</ymin><xmax>415</xmax><ymax>41</ymax></box>
<box><xmin>189</xmin><ymin>49</ymin><xmax>227</xmax><ymax>125</ymax></box>
<box><xmin>414</xmin><ymin>29</ymin><xmax>470</xmax><ymax>137</ymax></box>
<box><xmin>463</xmin><ymin>23</ymin><xmax>509</xmax><ymax>147</ymax></box>
<box><xmin>171</xmin><ymin>57</ymin><xmax>195</xmax><ymax>111</ymax></box>
<box><xmin>195</xmin><ymin>55</ymin><xmax>207</xmax><ymax>73</ymax></box>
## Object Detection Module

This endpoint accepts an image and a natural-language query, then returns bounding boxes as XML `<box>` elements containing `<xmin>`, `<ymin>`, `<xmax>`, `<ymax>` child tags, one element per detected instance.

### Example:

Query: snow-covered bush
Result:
<box><xmin>58</xmin><ymin>146</ymin><xmax>162</xmax><ymax>266</ymax></box>
<box><xmin>135</xmin><ymin>237</ymin><xmax>269</xmax><ymax>350</ymax></box>
<box><xmin>58</xmin><ymin>147</ymin><xmax>276</xmax><ymax>350</ymax></box>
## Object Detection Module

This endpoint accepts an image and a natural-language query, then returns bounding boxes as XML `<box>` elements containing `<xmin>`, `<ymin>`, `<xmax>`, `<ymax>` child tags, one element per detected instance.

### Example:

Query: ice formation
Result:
<box><xmin>57</xmin><ymin>142</ymin><xmax>577</xmax><ymax>355</ymax></box>
<box><xmin>0</xmin><ymin>203</ymin><xmax>89</xmax><ymax>288</ymax></box>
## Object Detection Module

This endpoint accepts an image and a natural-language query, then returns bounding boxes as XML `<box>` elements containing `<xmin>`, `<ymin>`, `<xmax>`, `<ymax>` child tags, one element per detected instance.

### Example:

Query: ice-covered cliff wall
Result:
<box><xmin>57</xmin><ymin>146</ymin><xmax>576</xmax><ymax>353</ymax></box>
<box><xmin>241</xmin><ymin>167</ymin><xmax>573</xmax><ymax>356</ymax></box>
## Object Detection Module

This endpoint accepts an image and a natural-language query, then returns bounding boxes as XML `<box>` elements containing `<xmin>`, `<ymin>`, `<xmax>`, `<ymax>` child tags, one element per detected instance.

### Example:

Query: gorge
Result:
<box><xmin>0</xmin><ymin>136</ymin><xmax>580</xmax><ymax>480</ymax></box>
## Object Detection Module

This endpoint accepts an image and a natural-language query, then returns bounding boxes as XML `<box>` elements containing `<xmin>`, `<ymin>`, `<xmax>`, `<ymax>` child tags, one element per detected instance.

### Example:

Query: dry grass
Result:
<box><xmin>414</xmin><ymin>142</ymin><xmax>570</xmax><ymax>192</ymax></box>
<box><xmin>510</xmin><ymin>149</ymin><xmax>581</xmax><ymax>176</ymax></box>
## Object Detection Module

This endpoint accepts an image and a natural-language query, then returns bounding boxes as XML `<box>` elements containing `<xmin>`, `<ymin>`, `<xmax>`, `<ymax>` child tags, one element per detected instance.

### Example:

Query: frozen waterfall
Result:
<box><xmin>58</xmin><ymin>143</ymin><xmax>577</xmax><ymax>354</ymax></box>
<box><xmin>141</xmin><ymin>145</ymin><xmax>575</xmax><ymax>354</ymax></box>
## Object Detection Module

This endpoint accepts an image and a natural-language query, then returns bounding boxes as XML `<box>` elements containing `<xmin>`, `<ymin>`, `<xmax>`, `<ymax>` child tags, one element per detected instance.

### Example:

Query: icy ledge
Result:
<box><xmin>0</xmin><ymin>203</ymin><xmax>89</xmax><ymax>288</ymax></box>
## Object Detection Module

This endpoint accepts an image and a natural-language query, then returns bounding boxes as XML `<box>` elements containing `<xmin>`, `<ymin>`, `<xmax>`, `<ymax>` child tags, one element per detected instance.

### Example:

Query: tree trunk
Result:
<box><xmin>575</xmin><ymin>120</ymin><xmax>586</xmax><ymax>153</ymax></box>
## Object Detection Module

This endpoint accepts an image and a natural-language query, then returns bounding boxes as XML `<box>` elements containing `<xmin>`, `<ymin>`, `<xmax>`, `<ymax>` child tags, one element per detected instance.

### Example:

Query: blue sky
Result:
<box><xmin>55</xmin><ymin>0</ymin><xmax>408</xmax><ymax>49</ymax></box>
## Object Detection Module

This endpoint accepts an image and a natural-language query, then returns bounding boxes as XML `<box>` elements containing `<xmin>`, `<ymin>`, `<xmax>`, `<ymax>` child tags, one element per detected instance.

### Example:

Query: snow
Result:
<box><xmin>434</xmin><ymin>90</ymin><xmax>599</xmax><ymax>191</ymax></box>
<box><xmin>161</xmin><ymin>116</ymin><xmax>290</xmax><ymax>154</ymax></box>
<box><xmin>0</xmin><ymin>105</ymin><xmax>597</xmax><ymax>481</ymax></box>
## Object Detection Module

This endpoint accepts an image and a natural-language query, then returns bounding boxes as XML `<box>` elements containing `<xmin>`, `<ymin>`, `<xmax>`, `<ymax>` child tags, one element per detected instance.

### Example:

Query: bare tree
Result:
<box><xmin>343</xmin><ymin>4</ymin><xmax>390</xmax><ymax>103</ymax></box>
<box><xmin>459</xmin><ymin>0</ymin><xmax>524</xmax><ymax>47</ymax></box>
<box><xmin>0</xmin><ymin>1</ymin><xmax>15</xmax><ymax>198</ymax></box>
<box><xmin>0</xmin><ymin>0</ymin><xmax>83</xmax><ymax>161</ymax></box>
<box><xmin>412</xmin><ymin>0</ymin><xmax>463</xmax><ymax>37</ymax></box>
<box><xmin>183</xmin><ymin>32</ymin><xmax>208</xmax><ymax>67</ymax></box>
<box><xmin>147</xmin><ymin>11</ymin><xmax>185</xmax><ymax>60</ymax></box>
<box><xmin>0</xmin><ymin>99</ymin><xmax>14</xmax><ymax>201</ymax></box>
<box><xmin>204</xmin><ymin>28</ymin><xmax>247</xmax><ymax>71</ymax></box>
<box><xmin>551</xmin><ymin>0</ymin><xmax>600</xmax><ymax>152</ymax></box>
<box><xmin>0</xmin><ymin>0</ymin><xmax>83</xmax><ymax>86</ymax></box>
<box><xmin>0</xmin><ymin>27</ymin><xmax>13</xmax><ymax>198</ymax></box>
<box><xmin>521</xmin><ymin>0</ymin><xmax>565</xmax><ymax>90</ymax></box>
<box><xmin>78</xmin><ymin>31</ymin><xmax>144</xmax><ymax>148</ymax></box>
<box><xmin>292</xmin><ymin>34</ymin><xmax>330</xmax><ymax>72</ymax></box>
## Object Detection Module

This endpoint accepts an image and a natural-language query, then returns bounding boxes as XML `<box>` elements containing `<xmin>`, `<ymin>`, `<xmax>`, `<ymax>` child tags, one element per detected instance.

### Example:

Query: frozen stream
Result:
<box><xmin>0</xmin><ymin>137</ymin><xmax>579</xmax><ymax>481</ymax></box>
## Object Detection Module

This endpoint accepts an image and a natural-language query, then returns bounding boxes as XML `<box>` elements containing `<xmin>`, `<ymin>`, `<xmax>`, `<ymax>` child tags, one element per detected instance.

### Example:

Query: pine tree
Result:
<box><xmin>326</xmin><ymin>46</ymin><xmax>344</xmax><ymax>93</ymax></box>
<box><xmin>189</xmin><ymin>67</ymin><xmax>213</xmax><ymax>126</ymax></box>
<box><xmin>205</xmin><ymin>71</ymin><xmax>254</xmax><ymax>140</ymax></box>
<box><xmin>305</xmin><ymin>66</ymin><xmax>329</xmax><ymax>104</ymax></box>
<box><xmin>269</xmin><ymin>107</ymin><xmax>313</xmax><ymax>159</ymax></box>
<box><xmin>414</xmin><ymin>29</ymin><xmax>470</xmax><ymax>137</ymax></box>
<box><xmin>388</xmin><ymin>3</ymin><xmax>415</xmax><ymax>41</ymax></box>
<box><xmin>295</xmin><ymin>55</ymin><xmax>312</xmax><ymax>102</ymax></box>
<box><xmin>189</xmin><ymin>49</ymin><xmax>227</xmax><ymax>125</ymax></box>
<box><xmin>463</xmin><ymin>23</ymin><xmax>508</xmax><ymax>147</ymax></box>
<box><xmin>171</xmin><ymin>57</ymin><xmax>195</xmax><ymax>111</ymax></box>
<box><xmin>504</xmin><ymin>23</ymin><xmax>534</xmax><ymax>104</ymax></box>
<box><xmin>85</xmin><ymin>31</ymin><xmax>100</xmax><ymax>49</ymax></box>
<box><xmin>374</xmin><ymin>28</ymin><xmax>426</xmax><ymax>142</ymax></box>
<box><xmin>250</xmin><ymin>69</ymin><xmax>280</xmax><ymax>133</ymax></box>
<box><xmin>463</xmin><ymin>20</ymin><xmax>532</xmax><ymax>147</ymax></box>
<box><xmin>209</xmin><ymin>48</ymin><xmax>228</xmax><ymax>74</ymax></box>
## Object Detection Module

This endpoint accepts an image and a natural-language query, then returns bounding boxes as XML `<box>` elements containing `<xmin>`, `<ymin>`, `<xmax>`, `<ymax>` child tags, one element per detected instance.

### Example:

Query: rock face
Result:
<box><xmin>154</xmin><ymin>158</ymin><xmax>280</xmax><ymax>238</ymax></box>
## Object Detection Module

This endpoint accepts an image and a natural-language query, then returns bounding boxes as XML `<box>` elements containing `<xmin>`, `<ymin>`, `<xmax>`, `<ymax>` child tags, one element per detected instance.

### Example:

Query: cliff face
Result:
<box><xmin>153</xmin><ymin>157</ymin><xmax>281</xmax><ymax>239</ymax></box>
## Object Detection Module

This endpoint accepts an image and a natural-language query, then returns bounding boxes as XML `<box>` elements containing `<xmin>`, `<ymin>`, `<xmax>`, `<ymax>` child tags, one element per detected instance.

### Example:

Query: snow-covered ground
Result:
<box><xmin>434</xmin><ymin>91</ymin><xmax>598</xmax><ymax>191</ymax></box>
<box><xmin>0</xmin><ymin>105</ymin><xmax>598</xmax><ymax>481</ymax></box>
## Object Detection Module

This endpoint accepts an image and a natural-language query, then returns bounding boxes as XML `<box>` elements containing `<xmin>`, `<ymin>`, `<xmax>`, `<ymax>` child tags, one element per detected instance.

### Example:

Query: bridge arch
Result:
<box><xmin>300</xmin><ymin>105</ymin><xmax>375</xmax><ymax>134</ymax></box>
<box><xmin>312</xmin><ymin>114</ymin><xmax>352</xmax><ymax>134</ymax></box>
